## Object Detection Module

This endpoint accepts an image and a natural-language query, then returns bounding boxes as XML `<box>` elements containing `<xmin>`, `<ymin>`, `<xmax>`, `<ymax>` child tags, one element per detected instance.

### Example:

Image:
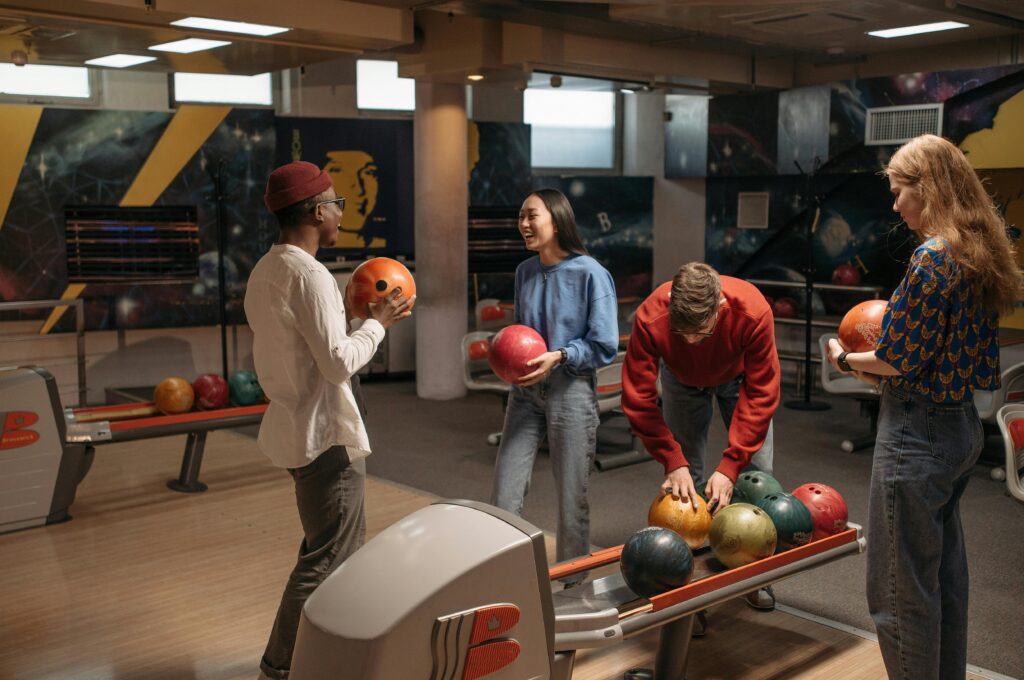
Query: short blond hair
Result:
<box><xmin>670</xmin><ymin>262</ymin><xmax>721</xmax><ymax>331</ymax></box>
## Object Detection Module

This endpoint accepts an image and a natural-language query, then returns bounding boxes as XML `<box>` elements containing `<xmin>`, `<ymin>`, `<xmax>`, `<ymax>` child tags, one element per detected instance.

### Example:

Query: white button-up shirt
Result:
<box><xmin>244</xmin><ymin>244</ymin><xmax>384</xmax><ymax>468</ymax></box>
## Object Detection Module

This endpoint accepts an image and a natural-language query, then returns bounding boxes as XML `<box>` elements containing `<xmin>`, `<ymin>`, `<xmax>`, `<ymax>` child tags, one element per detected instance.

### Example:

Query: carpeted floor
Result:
<box><xmin>351</xmin><ymin>377</ymin><xmax>1024</xmax><ymax>679</ymax></box>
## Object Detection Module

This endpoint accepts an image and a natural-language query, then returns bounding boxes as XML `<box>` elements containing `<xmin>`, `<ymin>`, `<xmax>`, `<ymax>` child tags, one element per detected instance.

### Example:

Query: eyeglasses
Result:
<box><xmin>316</xmin><ymin>197</ymin><xmax>345</xmax><ymax>211</ymax></box>
<box><xmin>671</xmin><ymin>316</ymin><xmax>718</xmax><ymax>340</ymax></box>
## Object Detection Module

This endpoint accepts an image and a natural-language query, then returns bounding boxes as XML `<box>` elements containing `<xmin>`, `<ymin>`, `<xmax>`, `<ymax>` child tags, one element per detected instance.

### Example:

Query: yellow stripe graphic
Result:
<box><xmin>39</xmin><ymin>283</ymin><xmax>87</xmax><ymax>336</ymax></box>
<box><xmin>120</xmin><ymin>105</ymin><xmax>231</xmax><ymax>206</ymax></box>
<box><xmin>0</xmin><ymin>105</ymin><xmax>43</xmax><ymax>229</ymax></box>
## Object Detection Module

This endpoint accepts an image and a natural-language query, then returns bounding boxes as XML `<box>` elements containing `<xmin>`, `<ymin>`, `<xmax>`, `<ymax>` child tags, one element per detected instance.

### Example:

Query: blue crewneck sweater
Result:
<box><xmin>514</xmin><ymin>253</ymin><xmax>619</xmax><ymax>370</ymax></box>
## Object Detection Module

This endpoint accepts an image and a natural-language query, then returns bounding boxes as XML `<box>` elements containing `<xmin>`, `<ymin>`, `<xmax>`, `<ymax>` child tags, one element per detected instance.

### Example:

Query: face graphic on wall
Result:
<box><xmin>324</xmin><ymin>150</ymin><xmax>384</xmax><ymax>248</ymax></box>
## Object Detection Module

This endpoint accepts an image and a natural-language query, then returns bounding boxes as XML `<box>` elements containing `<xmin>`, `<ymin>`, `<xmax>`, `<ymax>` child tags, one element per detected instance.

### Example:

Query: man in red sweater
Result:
<box><xmin>623</xmin><ymin>262</ymin><xmax>780</xmax><ymax>613</ymax></box>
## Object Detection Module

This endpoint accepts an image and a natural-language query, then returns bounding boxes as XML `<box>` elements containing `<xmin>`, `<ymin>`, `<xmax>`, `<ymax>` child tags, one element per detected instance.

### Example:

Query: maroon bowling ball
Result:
<box><xmin>791</xmin><ymin>482</ymin><xmax>849</xmax><ymax>541</ymax></box>
<box><xmin>772</xmin><ymin>297</ymin><xmax>799</xmax><ymax>319</ymax></box>
<box><xmin>487</xmin><ymin>324</ymin><xmax>547</xmax><ymax>384</ymax></box>
<box><xmin>831</xmin><ymin>263</ymin><xmax>862</xmax><ymax>286</ymax></box>
<box><xmin>193</xmin><ymin>373</ymin><xmax>229</xmax><ymax>410</ymax></box>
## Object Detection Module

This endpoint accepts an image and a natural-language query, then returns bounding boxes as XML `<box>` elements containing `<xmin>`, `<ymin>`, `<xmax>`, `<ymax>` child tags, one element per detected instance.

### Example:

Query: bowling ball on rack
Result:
<box><xmin>345</xmin><ymin>257</ymin><xmax>416</xmax><ymax>320</ymax></box>
<box><xmin>192</xmin><ymin>373</ymin><xmax>229</xmax><ymax>410</ymax></box>
<box><xmin>837</xmin><ymin>299</ymin><xmax>887</xmax><ymax>353</ymax></box>
<box><xmin>708</xmin><ymin>503</ymin><xmax>777</xmax><ymax>569</ymax></box>
<box><xmin>229</xmin><ymin>371</ymin><xmax>264</xmax><ymax>406</ymax></box>
<box><xmin>756</xmin><ymin>492</ymin><xmax>814</xmax><ymax>552</ymax></box>
<box><xmin>831</xmin><ymin>263</ymin><xmax>862</xmax><ymax>287</ymax></box>
<box><xmin>771</xmin><ymin>297</ymin><xmax>799</xmax><ymax>319</ymax></box>
<box><xmin>620</xmin><ymin>526</ymin><xmax>694</xmax><ymax>599</ymax></box>
<box><xmin>732</xmin><ymin>470</ymin><xmax>783</xmax><ymax>506</ymax></box>
<box><xmin>487</xmin><ymin>324</ymin><xmax>547</xmax><ymax>384</ymax></box>
<box><xmin>648</xmin><ymin>492</ymin><xmax>713</xmax><ymax>550</ymax></box>
<box><xmin>154</xmin><ymin>377</ymin><xmax>195</xmax><ymax>415</ymax></box>
<box><xmin>792</xmin><ymin>483</ymin><xmax>849</xmax><ymax>541</ymax></box>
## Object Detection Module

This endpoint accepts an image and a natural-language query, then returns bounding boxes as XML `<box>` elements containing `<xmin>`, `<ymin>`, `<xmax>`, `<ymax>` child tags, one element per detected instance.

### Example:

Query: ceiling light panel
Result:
<box><xmin>171</xmin><ymin>17</ymin><xmax>289</xmax><ymax>37</ymax></box>
<box><xmin>867</xmin><ymin>21</ymin><xmax>969</xmax><ymax>38</ymax></box>
<box><xmin>149</xmin><ymin>38</ymin><xmax>231</xmax><ymax>53</ymax></box>
<box><xmin>84</xmin><ymin>54</ymin><xmax>157</xmax><ymax>68</ymax></box>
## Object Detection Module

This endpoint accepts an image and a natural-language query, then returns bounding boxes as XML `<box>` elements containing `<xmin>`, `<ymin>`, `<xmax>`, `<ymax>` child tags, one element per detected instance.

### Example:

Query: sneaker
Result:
<box><xmin>691</xmin><ymin>610</ymin><xmax>708</xmax><ymax>638</ymax></box>
<box><xmin>745</xmin><ymin>586</ymin><xmax>775</xmax><ymax>611</ymax></box>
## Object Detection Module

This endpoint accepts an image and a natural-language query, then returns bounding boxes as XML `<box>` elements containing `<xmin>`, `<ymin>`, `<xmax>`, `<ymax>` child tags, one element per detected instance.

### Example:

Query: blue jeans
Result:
<box><xmin>491</xmin><ymin>365</ymin><xmax>599</xmax><ymax>569</ymax></box>
<box><xmin>659</xmin><ymin>365</ymin><xmax>774</xmax><ymax>490</ymax></box>
<box><xmin>868</xmin><ymin>381</ymin><xmax>983</xmax><ymax>680</ymax></box>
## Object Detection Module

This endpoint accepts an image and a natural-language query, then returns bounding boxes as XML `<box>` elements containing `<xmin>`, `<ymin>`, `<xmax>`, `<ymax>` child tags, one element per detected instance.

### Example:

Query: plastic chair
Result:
<box><xmin>994</xmin><ymin>404</ymin><xmax>1024</xmax><ymax>503</ymax></box>
<box><xmin>974</xmin><ymin>361</ymin><xmax>1024</xmax><ymax>424</ymax></box>
<box><xmin>819</xmin><ymin>333</ymin><xmax>879</xmax><ymax>453</ymax></box>
<box><xmin>462</xmin><ymin>331</ymin><xmax>509</xmax><ymax>446</ymax></box>
<box><xmin>475</xmin><ymin>298</ymin><xmax>514</xmax><ymax>331</ymax></box>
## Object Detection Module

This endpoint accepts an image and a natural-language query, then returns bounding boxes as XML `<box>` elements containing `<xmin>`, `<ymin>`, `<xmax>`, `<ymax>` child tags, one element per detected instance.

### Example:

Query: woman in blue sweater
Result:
<box><xmin>491</xmin><ymin>188</ymin><xmax>619</xmax><ymax>580</ymax></box>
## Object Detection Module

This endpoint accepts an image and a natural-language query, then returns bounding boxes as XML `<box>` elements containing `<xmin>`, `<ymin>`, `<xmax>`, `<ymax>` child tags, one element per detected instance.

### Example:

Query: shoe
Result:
<box><xmin>745</xmin><ymin>586</ymin><xmax>775</xmax><ymax>611</ymax></box>
<box><xmin>691</xmin><ymin>610</ymin><xmax>707</xmax><ymax>638</ymax></box>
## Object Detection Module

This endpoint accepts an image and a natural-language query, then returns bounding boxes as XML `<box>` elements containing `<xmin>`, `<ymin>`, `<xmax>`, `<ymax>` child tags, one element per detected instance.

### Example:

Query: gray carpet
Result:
<box><xmin>355</xmin><ymin>378</ymin><xmax>1024</xmax><ymax>678</ymax></box>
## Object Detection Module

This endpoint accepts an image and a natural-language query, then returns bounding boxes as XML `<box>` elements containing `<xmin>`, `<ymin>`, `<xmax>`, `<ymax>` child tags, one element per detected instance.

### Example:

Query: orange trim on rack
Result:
<box><xmin>108</xmin><ymin>404</ymin><xmax>267</xmax><ymax>432</ymax></box>
<box><xmin>647</xmin><ymin>528</ymin><xmax>859</xmax><ymax>611</ymax></box>
<box><xmin>549</xmin><ymin>545</ymin><xmax>624</xmax><ymax>580</ymax></box>
<box><xmin>73</xmin><ymin>401</ymin><xmax>158</xmax><ymax>415</ymax></box>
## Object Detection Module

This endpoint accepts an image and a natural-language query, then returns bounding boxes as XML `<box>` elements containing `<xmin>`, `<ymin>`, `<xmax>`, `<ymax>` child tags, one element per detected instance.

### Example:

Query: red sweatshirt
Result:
<box><xmin>622</xmin><ymin>277</ymin><xmax>780</xmax><ymax>481</ymax></box>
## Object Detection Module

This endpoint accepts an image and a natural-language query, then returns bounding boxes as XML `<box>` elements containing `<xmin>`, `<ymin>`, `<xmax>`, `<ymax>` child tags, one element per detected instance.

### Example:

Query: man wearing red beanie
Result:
<box><xmin>245</xmin><ymin>161</ymin><xmax>414</xmax><ymax>679</ymax></box>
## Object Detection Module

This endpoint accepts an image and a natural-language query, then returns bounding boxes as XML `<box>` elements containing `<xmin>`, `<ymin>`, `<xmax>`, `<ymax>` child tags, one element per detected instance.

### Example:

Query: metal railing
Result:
<box><xmin>0</xmin><ymin>299</ymin><xmax>86</xmax><ymax>405</ymax></box>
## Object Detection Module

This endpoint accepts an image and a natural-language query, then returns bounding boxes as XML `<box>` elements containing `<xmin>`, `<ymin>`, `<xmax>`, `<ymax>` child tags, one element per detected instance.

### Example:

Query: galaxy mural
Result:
<box><xmin>0</xmin><ymin>105</ymin><xmax>276</xmax><ymax>331</ymax></box>
<box><xmin>469</xmin><ymin>121</ymin><xmax>531</xmax><ymax>207</ymax></box>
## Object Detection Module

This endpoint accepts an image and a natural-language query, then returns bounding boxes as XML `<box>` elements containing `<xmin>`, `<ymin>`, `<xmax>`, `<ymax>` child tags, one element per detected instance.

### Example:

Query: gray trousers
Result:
<box><xmin>260</xmin><ymin>447</ymin><xmax>367</xmax><ymax>678</ymax></box>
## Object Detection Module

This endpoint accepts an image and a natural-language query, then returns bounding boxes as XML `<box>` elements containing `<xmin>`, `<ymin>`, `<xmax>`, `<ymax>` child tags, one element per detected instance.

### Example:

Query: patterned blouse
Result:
<box><xmin>875</xmin><ymin>237</ymin><xmax>1000</xmax><ymax>403</ymax></box>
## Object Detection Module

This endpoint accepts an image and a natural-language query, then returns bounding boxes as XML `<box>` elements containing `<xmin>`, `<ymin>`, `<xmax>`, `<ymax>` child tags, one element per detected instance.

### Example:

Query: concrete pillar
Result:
<box><xmin>414</xmin><ymin>82</ymin><xmax>468</xmax><ymax>400</ymax></box>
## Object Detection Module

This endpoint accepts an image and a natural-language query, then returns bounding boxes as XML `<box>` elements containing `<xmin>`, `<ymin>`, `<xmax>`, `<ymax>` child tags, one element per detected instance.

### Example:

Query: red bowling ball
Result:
<box><xmin>838</xmin><ymin>299</ymin><xmax>887</xmax><ymax>352</ymax></box>
<box><xmin>831</xmin><ymin>263</ymin><xmax>862</xmax><ymax>286</ymax></box>
<box><xmin>791</xmin><ymin>482</ymin><xmax>849</xmax><ymax>541</ymax></box>
<box><xmin>468</xmin><ymin>339</ymin><xmax>490</xmax><ymax>361</ymax></box>
<box><xmin>345</xmin><ymin>257</ymin><xmax>416</xmax><ymax>320</ymax></box>
<box><xmin>772</xmin><ymin>297</ymin><xmax>799</xmax><ymax>319</ymax></box>
<box><xmin>193</xmin><ymin>373</ymin><xmax>229</xmax><ymax>410</ymax></box>
<box><xmin>487</xmin><ymin>325</ymin><xmax>547</xmax><ymax>384</ymax></box>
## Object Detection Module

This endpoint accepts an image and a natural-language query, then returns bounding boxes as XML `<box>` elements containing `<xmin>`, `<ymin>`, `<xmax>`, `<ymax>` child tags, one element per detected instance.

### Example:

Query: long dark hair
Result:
<box><xmin>529</xmin><ymin>188</ymin><xmax>589</xmax><ymax>256</ymax></box>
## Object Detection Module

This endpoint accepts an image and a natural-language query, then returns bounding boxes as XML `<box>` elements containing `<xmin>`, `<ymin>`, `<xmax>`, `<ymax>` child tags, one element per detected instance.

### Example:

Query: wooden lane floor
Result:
<box><xmin>0</xmin><ymin>429</ymin><xmax>985</xmax><ymax>680</ymax></box>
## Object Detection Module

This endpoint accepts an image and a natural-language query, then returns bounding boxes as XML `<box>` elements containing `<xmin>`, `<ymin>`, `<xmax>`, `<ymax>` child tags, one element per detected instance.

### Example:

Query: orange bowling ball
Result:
<box><xmin>838</xmin><ymin>299</ymin><xmax>887</xmax><ymax>352</ymax></box>
<box><xmin>154</xmin><ymin>377</ymin><xmax>195</xmax><ymax>415</ymax></box>
<box><xmin>345</xmin><ymin>257</ymin><xmax>416</xmax><ymax>320</ymax></box>
<box><xmin>648</xmin><ymin>492</ymin><xmax>713</xmax><ymax>550</ymax></box>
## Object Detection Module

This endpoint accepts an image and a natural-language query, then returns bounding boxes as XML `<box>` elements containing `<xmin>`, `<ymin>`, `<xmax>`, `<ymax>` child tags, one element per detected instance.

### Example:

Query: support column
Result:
<box><xmin>414</xmin><ymin>82</ymin><xmax>468</xmax><ymax>400</ymax></box>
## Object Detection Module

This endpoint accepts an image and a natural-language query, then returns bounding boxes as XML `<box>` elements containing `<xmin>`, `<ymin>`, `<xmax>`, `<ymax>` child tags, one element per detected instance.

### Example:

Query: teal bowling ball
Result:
<box><xmin>733</xmin><ymin>470</ymin><xmax>783</xmax><ymax>506</ymax></box>
<box><xmin>229</xmin><ymin>371</ymin><xmax>264</xmax><ymax>406</ymax></box>
<box><xmin>756</xmin><ymin>492</ymin><xmax>814</xmax><ymax>552</ymax></box>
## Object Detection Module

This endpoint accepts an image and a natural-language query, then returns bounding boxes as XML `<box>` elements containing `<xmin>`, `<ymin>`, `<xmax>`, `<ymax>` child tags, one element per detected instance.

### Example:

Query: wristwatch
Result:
<box><xmin>558</xmin><ymin>348</ymin><xmax>568</xmax><ymax>364</ymax></box>
<box><xmin>837</xmin><ymin>351</ymin><xmax>853</xmax><ymax>373</ymax></box>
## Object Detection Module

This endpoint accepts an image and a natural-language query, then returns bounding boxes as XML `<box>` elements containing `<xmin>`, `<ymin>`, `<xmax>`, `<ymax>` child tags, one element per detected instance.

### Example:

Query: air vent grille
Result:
<box><xmin>865</xmin><ymin>104</ymin><xmax>943</xmax><ymax>146</ymax></box>
<box><xmin>737</xmin><ymin>192</ymin><xmax>769</xmax><ymax>229</ymax></box>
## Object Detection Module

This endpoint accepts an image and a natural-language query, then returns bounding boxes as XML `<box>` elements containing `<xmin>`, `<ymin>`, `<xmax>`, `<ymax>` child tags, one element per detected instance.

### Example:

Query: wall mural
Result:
<box><xmin>0</xmin><ymin>106</ymin><xmax>276</xmax><ymax>331</ymax></box>
<box><xmin>469</xmin><ymin>121</ymin><xmax>532</xmax><ymax>207</ymax></box>
<box><xmin>275</xmin><ymin>116</ymin><xmax>414</xmax><ymax>258</ymax></box>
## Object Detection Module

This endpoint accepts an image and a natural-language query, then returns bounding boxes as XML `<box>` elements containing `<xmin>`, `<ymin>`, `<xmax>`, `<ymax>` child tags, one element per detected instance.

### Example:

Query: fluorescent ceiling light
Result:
<box><xmin>85</xmin><ymin>54</ymin><xmax>157</xmax><ymax>68</ymax></box>
<box><xmin>867</xmin><ymin>21</ymin><xmax>968</xmax><ymax>38</ymax></box>
<box><xmin>149</xmin><ymin>38</ymin><xmax>231</xmax><ymax>53</ymax></box>
<box><xmin>171</xmin><ymin>17</ymin><xmax>289</xmax><ymax>36</ymax></box>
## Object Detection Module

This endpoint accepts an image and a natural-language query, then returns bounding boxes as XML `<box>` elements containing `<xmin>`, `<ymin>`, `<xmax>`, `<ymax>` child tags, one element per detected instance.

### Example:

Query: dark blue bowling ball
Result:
<box><xmin>620</xmin><ymin>526</ymin><xmax>694</xmax><ymax>599</ymax></box>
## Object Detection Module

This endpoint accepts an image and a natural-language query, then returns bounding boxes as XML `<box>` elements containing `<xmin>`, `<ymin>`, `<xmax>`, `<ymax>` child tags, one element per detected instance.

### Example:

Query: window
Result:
<box><xmin>0</xmin><ymin>64</ymin><xmax>91</xmax><ymax>98</ymax></box>
<box><xmin>172</xmin><ymin>72</ymin><xmax>272</xmax><ymax>106</ymax></box>
<box><xmin>524</xmin><ymin>87</ymin><xmax>616</xmax><ymax>169</ymax></box>
<box><xmin>356</xmin><ymin>60</ymin><xmax>415</xmax><ymax>111</ymax></box>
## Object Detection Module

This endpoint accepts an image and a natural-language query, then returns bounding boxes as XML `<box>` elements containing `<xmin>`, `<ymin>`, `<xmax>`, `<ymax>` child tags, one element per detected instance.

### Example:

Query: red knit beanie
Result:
<box><xmin>264</xmin><ymin>161</ymin><xmax>332</xmax><ymax>213</ymax></box>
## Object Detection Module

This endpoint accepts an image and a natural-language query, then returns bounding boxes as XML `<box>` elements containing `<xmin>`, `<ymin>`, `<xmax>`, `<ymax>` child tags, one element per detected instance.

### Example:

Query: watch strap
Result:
<box><xmin>837</xmin><ymin>351</ymin><xmax>852</xmax><ymax>373</ymax></box>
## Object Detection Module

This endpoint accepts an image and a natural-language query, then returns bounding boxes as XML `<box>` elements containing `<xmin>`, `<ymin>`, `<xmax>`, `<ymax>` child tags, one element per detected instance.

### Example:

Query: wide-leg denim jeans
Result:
<box><xmin>491</xmin><ymin>365</ymin><xmax>599</xmax><ymax>569</ymax></box>
<box><xmin>659</xmin><ymin>365</ymin><xmax>774</xmax><ymax>490</ymax></box>
<box><xmin>868</xmin><ymin>381</ymin><xmax>983</xmax><ymax>680</ymax></box>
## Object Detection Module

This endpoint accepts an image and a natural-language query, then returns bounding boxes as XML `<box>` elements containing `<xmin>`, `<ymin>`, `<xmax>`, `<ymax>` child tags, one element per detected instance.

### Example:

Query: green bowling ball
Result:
<box><xmin>708</xmin><ymin>502</ymin><xmax>777</xmax><ymax>569</ymax></box>
<box><xmin>756</xmin><ymin>492</ymin><xmax>814</xmax><ymax>552</ymax></box>
<box><xmin>229</xmin><ymin>371</ymin><xmax>264</xmax><ymax>406</ymax></box>
<box><xmin>733</xmin><ymin>470</ymin><xmax>784</xmax><ymax>506</ymax></box>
